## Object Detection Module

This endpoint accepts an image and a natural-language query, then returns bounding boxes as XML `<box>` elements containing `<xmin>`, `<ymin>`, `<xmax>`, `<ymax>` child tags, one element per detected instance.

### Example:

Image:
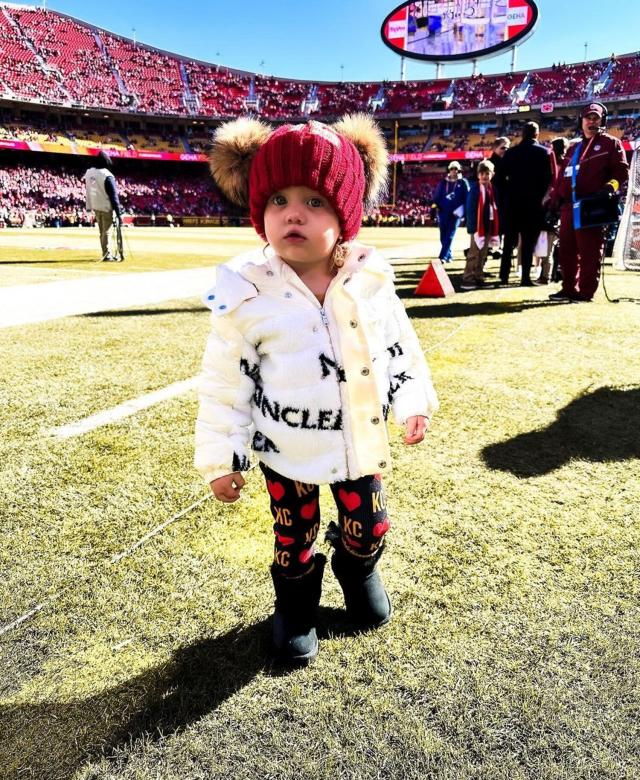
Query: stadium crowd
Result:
<box><xmin>0</xmin><ymin>160</ymin><xmax>223</xmax><ymax>227</ymax></box>
<box><xmin>3</xmin><ymin>6</ymin><xmax>640</xmax><ymax>118</ymax></box>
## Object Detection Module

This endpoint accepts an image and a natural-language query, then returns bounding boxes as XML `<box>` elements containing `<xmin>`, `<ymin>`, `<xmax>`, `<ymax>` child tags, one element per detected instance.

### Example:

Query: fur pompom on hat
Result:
<box><xmin>209</xmin><ymin>114</ymin><xmax>388</xmax><ymax>242</ymax></box>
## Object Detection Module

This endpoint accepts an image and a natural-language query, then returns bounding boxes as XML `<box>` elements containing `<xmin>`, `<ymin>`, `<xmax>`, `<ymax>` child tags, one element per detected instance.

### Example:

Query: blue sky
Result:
<box><xmin>16</xmin><ymin>0</ymin><xmax>640</xmax><ymax>82</ymax></box>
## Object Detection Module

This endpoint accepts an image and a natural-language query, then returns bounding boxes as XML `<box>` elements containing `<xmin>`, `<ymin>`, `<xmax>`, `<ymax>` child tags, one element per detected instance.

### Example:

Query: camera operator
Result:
<box><xmin>550</xmin><ymin>103</ymin><xmax>628</xmax><ymax>302</ymax></box>
<box><xmin>84</xmin><ymin>151</ymin><xmax>123</xmax><ymax>262</ymax></box>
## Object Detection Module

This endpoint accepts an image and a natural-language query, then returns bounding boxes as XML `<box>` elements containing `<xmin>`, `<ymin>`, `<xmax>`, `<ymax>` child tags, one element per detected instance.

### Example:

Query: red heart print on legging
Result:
<box><xmin>300</xmin><ymin>500</ymin><xmax>318</xmax><ymax>520</ymax></box>
<box><xmin>275</xmin><ymin>533</ymin><xmax>295</xmax><ymax>547</ymax></box>
<box><xmin>267</xmin><ymin>480</ymin><xmax>285</xmax><ymax>502</ymax></box>
<box><xmin>338</xmin><ymin>489</ymin><xmax>361</xmax><ymax>512</ymax></box>
<box><xmin>299</xmin><ymin>547</ymin><xmax>314</xmax><ymax>564</ymax></box>
<box><xmin>373</xmin><ymin>517</ymin><xmax>390</xmax><ymax>538</ymax></box>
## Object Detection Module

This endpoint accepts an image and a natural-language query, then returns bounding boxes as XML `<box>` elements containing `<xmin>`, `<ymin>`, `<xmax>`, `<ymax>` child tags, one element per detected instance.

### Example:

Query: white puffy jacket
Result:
<box><xmin>195</xmin><ymin>243</ymin><xmax>438</xmax><ymax>485</ymax></box>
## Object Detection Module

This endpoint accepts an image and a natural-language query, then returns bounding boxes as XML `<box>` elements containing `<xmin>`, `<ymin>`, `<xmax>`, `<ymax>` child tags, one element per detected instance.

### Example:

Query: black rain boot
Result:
<box><xmin>327</xmin><ymin>523</ymin><xmax>392</xmax><ymax>629</ymax></box>
<box><xmin>271</xmin><ymin>554</ymin><xmax>325</xmax><ymax>665</ymax></box>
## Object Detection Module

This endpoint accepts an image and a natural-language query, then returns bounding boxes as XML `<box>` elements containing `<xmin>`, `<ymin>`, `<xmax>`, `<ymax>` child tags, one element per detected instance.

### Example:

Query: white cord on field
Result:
<box><xmin>0</xmin><ymin>492</ymin><xmax>212</xmax><ymax>637</ymax></box>
<box><xmin>0</xmin><ymin>602</ymin><xmax>49</xmax><ymax>637</ymax></box>
<box><xmin>109</xmin><ymin>493</ymin><xmax>211</xmax><ymax>563</ymax></box>
<box><xmin>424</xmin><ymin>320</ymin><xmax>469</xmax><ymax>354</ymax></box>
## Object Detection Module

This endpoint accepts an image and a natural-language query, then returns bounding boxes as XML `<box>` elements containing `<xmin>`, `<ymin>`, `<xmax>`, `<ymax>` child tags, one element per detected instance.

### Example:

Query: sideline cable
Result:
<box><xmin>601</xmin><ymin>257</ymin><xmax>640</xmax><ymax>305</ymax></box>
<box><xmin>0</xmin><ymin>492</ymin><xmax>212</xmax><ymax>637</ymax></box>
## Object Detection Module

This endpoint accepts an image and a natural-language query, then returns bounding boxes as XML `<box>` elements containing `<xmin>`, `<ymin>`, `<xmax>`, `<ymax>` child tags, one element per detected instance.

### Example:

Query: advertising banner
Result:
<box><xmin>390</xmin><ymin>150</ymin><xmax>486</xmax><ymax>162</ymax></box>
<box><xmin>421</xmin><ymin>110</ymin><xmax>455</xmax><ymax>119</ymax></box>
<box><xmin>0</xmin><ymin>137</ymin><xmax>207</xmax><ymax>163</ymax></box>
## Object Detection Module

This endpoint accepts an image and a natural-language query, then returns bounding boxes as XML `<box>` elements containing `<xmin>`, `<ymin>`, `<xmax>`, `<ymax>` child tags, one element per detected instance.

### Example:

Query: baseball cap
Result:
<box><xmin>581</xmin><ymin>103</ymin><xmax>605</xmax><ymax>119</ymax></box>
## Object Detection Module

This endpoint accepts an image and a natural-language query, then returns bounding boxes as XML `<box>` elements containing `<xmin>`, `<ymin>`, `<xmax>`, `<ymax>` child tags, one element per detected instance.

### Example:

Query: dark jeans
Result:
<box><xmin>500</xmin><ymin>218</ymin><xmax>541</xmax><ymax>283</ymax></box>
<box><xmin>438</xmin><ymin>212</ymin><xmax>461</xmax><ymax>260</ymax></box>
<box><xmin>260</xmin><ymin>464</ymin><xmax>389</xmax><ymax>577</ymax></box>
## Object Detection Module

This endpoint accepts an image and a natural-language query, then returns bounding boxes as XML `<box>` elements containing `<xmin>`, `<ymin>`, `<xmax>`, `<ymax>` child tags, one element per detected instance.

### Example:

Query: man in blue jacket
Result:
<box><xmin>432</xmin><ymin>161</ymin><xmax>469</xmax><ymax>263</ymax></box>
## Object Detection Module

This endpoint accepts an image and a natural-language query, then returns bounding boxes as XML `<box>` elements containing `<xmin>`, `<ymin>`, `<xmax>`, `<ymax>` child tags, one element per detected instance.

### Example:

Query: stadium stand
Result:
<box><xmin>1</xmin><ymin>5</ymin><xmax>638</xmax><ymax>225</ymax></box>
<box><xmin>2</xmin><ymin>6</ymin><xmax>640</xmax><ymax>117</ymax></box>
<box><xmin>0</xmin><ymin>156</ymin><xmax>223</xmax><ymax>226</ymax></box>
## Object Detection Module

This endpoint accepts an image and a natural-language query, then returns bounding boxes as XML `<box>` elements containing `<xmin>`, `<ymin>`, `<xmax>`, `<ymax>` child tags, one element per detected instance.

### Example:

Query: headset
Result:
<box><xmin>577</xmin><ymin>101</ymin><xmax>608</xmax><ymax>131</ymax></box>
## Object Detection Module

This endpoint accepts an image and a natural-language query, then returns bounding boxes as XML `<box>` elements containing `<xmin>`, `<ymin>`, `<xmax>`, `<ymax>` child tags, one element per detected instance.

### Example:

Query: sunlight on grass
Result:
<box><xmin>1</xmin><ymin>228</ymin><xmax>640</xmax><ymax>779</ymax></box>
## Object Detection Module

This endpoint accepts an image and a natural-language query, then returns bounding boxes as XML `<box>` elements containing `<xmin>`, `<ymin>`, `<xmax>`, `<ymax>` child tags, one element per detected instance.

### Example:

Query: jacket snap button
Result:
<box><xmin>358</xmin><ymin>254</ymin><xmax>365</xmax><ymax>261</ymax></box>
<box><xmin>350</xmin><ymin>320</ymin><xmax>358</xmax><ymax>328</ymax></box>
<box><xmin>207</xmin><ymin>294</ymin><xmax>215</xmax><ymax>300</ymax></box>
<box><xmin>361</xmin><ymin>367</ymin><xmax>369</xmax><ymax>376</ymax></box>
<box><xmin>284</xmin><ymin>292</ymin><xmax>293</xmax><ymax>298</ymax></box>
<box><xmin>218</xmin><ymin>304</ymin><xmax>227</xmax><ymax>310</ymax></box>
<box><xmin>312</xmin><ymin>326</ymin><xmax>318</xmax><ymax>333</ymax></box>
<box><xmin>331</xmin><ymin>468</ymin><xmax>338</xmax><ymax>474</ymax></box>
<box><xmin>371</xmin><ymin>416</ymin><xmax>380</xmax><ymax>425</ymax></box>
<box><xmin>266</xmin><ymin>270</ymin><xmax>274</xmax><ymax>276</ymax></box>
<box><xmin>378</xmin><ymin>460</ymin><xmax>387</xmax><ymax>468</ymax></box>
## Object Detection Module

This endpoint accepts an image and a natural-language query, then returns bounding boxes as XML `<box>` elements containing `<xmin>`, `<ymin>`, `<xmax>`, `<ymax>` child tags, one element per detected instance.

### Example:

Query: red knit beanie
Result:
<box><xmin>249</xmin><ymin>121</ymin><xmax>366</xmax><ymax>242</ymax></box>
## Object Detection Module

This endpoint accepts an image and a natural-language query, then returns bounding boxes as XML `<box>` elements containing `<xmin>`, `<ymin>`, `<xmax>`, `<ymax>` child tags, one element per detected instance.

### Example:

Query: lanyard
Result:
<box><xmin>570</xmin><ymin>135</ymin><xmax>597</xmax><ymax>203</ymax></box>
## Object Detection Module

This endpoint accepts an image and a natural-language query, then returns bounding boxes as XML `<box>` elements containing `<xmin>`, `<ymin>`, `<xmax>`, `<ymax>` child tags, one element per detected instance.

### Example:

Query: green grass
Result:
<box><xmin>0</xmin><ymin>226</ymin><xmax>432</xmax><ymax>286</ymax></box>
<box><xmin>1</xmin><ymin>228</ymin><xmax>640</xmax><ymax>780</ymax></box>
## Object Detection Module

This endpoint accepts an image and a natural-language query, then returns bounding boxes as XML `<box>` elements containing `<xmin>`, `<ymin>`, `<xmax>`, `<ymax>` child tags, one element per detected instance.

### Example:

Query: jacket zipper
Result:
<box><xmin>319</xmin><ymin>294</ymin><xmax>352</xmax><ymax>480</ymax></box>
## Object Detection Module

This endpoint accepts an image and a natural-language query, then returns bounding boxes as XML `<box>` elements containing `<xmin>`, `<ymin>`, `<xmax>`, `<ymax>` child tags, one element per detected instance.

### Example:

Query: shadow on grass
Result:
<box><xmin>393</xmin><ymin>269</ymin><xmax>555</xmax><ymax>317</ymax></box>
<box><xmin>0</xmin><ymin>258</ymin><xmax>97</xmax><ymax>265</ymax></box>
<box><xmin>80</xmin><ymin>306</ymin><xmax>208</xmax><ymax>317</ymax></box>
<box><xmin>0</xmin><ymin>620</ymin><xmax>272</xmax><ymax>780</ymax></box>
<box><xmin>405</xmin><ymin>298</ymin><xmax>551</xmax><ymax>319</ymax></box>
<box><xmin>1</xmin><ymin>607</ymin><xmax>364</xmax><ymax>779</ymax></box>
<box><xmin>482</xmin><ymin>386</ymin><xmax>640</xmax><ymax>477</ymax></box>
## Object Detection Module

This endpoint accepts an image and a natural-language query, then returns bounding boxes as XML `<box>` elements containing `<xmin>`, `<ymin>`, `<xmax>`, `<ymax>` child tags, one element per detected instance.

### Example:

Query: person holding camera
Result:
<box><xmin>84</xmin><ymin>151</ymin><xmax>123</xmax><ymax>262</ymax></box>
<box><xmin>549</xmin><ymin>103</ymin><xmax>628</xmax><ymax>302</ymax></box>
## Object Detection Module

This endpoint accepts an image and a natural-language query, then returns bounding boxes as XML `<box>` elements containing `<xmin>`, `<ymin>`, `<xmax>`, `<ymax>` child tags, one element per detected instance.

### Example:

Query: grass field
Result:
<box><xmin>1</xmin><ymin>227</ymin><xmax>640</xmax><ymax>780</ymax></box>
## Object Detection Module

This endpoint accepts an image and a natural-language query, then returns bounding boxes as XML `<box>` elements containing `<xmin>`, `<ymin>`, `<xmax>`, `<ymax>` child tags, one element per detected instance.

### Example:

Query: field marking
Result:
<box><xmin>50</xmin><ymin>376</ymin><xmax>199</xmax><ymax>438</ymax></box>
<box><xmin>0</xmin><ymin>241</ymin><xmax>434</xmax><ymax>327</ymax></box>
<box><xmin>0</xmin><ymin>266</ymin><xmax>216</xmax><ymax>328</ymax></box>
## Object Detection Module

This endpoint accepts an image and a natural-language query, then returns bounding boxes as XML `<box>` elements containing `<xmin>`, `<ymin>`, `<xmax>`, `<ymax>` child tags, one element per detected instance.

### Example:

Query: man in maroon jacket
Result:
<box><xmin>550</xmin><ymin>103</ymin><xmax>628</xmax><ymax>302</ymax></box>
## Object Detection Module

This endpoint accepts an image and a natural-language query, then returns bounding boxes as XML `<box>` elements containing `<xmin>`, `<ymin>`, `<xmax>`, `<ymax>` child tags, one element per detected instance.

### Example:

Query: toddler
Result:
<box><xmin>195</xmin><ymin>115</ymin><xmax>438</xmax><ymax>664</ymax></box>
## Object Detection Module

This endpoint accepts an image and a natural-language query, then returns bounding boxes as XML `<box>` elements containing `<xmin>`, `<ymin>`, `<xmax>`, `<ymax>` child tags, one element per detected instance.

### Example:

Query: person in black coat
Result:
<box><xmin>488</xmin><ymin>136</ymin><xmax>510</xmax><ymax>234</ymax></box>
<box><xmin>499</xmin><ymin>122</ymin><xmax>553</xmax><ymax>286</ymax></box>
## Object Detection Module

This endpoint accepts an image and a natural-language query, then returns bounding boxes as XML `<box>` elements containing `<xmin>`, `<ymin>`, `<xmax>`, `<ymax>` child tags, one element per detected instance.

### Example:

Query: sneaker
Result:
<box><xmin>533</xmin><ymin>278</ymin><xmax>548</xmax><ymax>285</ymax></box>
<box><xmin>460</xmin><ymin>282</ymin><xmax>479</xmax><ymax>290</ymax></box>
<box><xmin>548</xmin><ymin>290</ymin><xmax>572</xmax><ymax>301</ymax></box>
<box><xmin>570</xmin><ymin>296</ymin><xmax>592</xmax><ymax>304</ymax></box>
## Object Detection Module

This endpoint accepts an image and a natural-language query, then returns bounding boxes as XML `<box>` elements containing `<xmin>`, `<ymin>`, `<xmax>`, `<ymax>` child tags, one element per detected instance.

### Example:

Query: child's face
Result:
<box><xmin>264</xmin><ymin>186</ymin><xmax>341</xmax><ymax>269</ymax></box>
<box><xmin>478</xmin><ymin>170</ymin><xmax>493</xmax><ymax>186</ymax></box>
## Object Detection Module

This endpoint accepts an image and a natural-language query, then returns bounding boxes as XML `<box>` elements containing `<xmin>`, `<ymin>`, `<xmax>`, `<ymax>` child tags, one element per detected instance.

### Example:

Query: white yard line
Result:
<box><xmin>50</xmin><ymin>376</ymin><xmax>199</xmax><ymax>438</ymax></box>
<box><xmin>0</xmin><ymin>243</ymin><xmax>432</xmax><ymax>328</ymax></box>
<box><xmin>0</xmin><ymin>266</ymin><xmax>216</xmax><ymax>328</ymax></box>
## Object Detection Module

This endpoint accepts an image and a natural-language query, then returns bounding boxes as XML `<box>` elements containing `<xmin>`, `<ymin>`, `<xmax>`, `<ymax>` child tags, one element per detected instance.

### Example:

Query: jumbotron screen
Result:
<box><xmin>381</xmin><ymin>0</ymin><xmax>539</xmax><ymax>62</ymax></box>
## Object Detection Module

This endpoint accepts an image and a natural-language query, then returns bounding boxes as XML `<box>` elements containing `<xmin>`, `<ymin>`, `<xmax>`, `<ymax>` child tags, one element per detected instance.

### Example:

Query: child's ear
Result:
<box><xmin>333</xmin><ymin>113</ymin><xmax>389</xmax><ymax>208</ymax></box>
<box><xmin>209</xmin><ymin>118</ymin><xmax>271</xmax><ymax>206</ymax></box>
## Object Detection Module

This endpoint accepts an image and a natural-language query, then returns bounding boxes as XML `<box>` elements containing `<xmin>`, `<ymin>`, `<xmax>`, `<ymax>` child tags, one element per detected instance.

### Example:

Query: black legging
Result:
<box><xmin>260</xmin><ymin>464</ymin><xmax>390</xmax><ymax>577</ymax></box>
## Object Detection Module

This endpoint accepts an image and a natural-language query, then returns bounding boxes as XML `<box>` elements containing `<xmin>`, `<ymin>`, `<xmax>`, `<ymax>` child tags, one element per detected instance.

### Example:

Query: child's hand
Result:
<box><xmin>210</xmin><ymin>472</ymin><xmax>245</xmax><ymax>503</ymax></box>
<box><xmin>404</xmin><ymin>415</ymin><xmax>429</xmax><ymax>445</ymax></box>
